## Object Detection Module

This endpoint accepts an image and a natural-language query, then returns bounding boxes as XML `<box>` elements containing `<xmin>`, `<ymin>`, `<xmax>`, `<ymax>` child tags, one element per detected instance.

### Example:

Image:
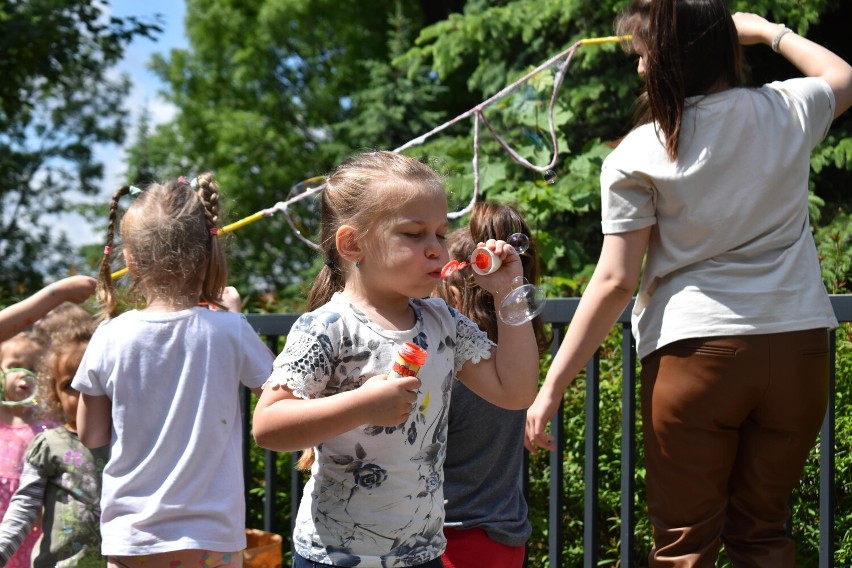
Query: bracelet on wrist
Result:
<box><xmin>771</xmin><ymin>25</ymin><xmax>793</xmax><ymax>53</ymax></box>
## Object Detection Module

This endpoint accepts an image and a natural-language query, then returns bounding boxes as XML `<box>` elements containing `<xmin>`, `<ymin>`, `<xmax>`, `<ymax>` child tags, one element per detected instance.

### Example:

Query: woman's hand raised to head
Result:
<box><xmin>733</xmin><ymin>11</ymin><xmax>852</xmax><ymax>117</ymax></box>
<box><xmin>731</xmin><ymin>12</ymin><xmax>775</xmax><ymax>46</ymax></box>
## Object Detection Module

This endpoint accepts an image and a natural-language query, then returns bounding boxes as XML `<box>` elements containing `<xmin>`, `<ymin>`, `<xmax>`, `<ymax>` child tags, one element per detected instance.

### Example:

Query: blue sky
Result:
<box><xmin>60</xmin><ymin>1</ymin><xmax>188</xmax><ymax>246</ymax></box>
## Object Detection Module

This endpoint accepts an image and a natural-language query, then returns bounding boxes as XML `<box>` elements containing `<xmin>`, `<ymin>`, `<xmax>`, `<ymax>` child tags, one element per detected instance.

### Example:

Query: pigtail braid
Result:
<box><xmin>97</xmin><ymin>185</ymin><xmax>132</xmax><ymax>320</ymax></box>
<box><xmin>306</xmin><ymin>188</ymin><xmax>346</xmax><ymax>312</ymax></box>
<box><xmin>194</xmin><ymin>172</ymin><xmax>227</xmax><ymax>306</ymax></box>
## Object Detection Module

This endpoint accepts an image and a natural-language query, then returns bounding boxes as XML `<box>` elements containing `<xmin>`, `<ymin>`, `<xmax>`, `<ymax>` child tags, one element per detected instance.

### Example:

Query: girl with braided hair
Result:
<box><xmin>72</xmin><ymin>174</ymin><xmax>274</xmax><ymax>567</ymax></box>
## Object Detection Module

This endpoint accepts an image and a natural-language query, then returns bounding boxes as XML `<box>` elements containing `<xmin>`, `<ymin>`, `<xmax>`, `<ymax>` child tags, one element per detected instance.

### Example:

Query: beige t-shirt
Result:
<box><xmin>601</xmin><ymin>77</ymin><xmax>838</xmax><ymax>359</ymax></box>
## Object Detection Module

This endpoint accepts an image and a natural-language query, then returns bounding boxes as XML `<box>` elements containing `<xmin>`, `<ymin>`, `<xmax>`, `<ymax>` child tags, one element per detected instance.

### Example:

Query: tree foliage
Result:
<box><xmin>124</xmin><ymin>0</ymin><xmax>850</xmax><ymax>308</ymax></box>
<box><xmin>0</xmin><ymin>0</ymin><xmax>160</xmax><ymax>300</ymax></box>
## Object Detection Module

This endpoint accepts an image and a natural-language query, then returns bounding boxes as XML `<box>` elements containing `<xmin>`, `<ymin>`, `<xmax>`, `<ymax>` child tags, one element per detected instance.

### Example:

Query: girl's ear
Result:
<box><xmin>335</xmin><ymin>225</ymin><xmax>363</xmax><ymax>265</ymax></box>
<box><xmin>123</xmin><ymin>250</ymin><xmax>137</xmax><ymax>276</ymax></box>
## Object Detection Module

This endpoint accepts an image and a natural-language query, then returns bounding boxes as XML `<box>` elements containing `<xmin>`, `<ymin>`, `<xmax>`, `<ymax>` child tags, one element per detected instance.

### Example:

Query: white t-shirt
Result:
<box><xmin>601</xmin><ymin>77</ymin><xmax>839</xmax><ymax>359</ymax></box>
<box><xmin>265</xmin><ymin>293</ymin><xmax>494</xmax><ymax>567</ymax></box>
<box><xmin>72</xmin><ymin>307</ymin><xmax>273</xmax><ymax>555</ymax></box>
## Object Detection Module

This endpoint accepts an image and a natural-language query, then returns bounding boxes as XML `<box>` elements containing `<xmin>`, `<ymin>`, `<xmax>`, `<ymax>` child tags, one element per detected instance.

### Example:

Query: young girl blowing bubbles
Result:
<box><xmin>252</xmin><ymin>151</ymin><xmax>540</xmax><ymax>568</ymax></box>
<box><xmin>72</xmin><ymin>174</ymin><xmax>274</xmax><ymax>567</ymax></box>
<box><xmin>0</xmin><ymin>306</ymin><xmax>106</xmax><ymax>566</ymax></box>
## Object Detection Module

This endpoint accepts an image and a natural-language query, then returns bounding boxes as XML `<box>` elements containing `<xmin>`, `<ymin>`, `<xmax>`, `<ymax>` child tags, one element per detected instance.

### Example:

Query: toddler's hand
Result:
<box><xmin>359</xmin><ymin>374</ymin><xmax>421</xmax><ymax>427</ymax></box>
<box><xmin>213</xmin><ymin>286</ymin><xmax>243</xmax><ymax>313</ymax></box>
<box><xmin>472</xmin><ymin>239</ymin><xmax>523</xmax><ymax>298</ymax></box>
<box><xmin>51</xmin><ymin>275</ymin><xmax>97</xmax><ymax>303</ymax></box>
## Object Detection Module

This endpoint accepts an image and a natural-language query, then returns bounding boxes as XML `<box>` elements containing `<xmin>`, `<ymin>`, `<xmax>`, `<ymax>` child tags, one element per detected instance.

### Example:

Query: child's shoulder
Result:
<box><xmin>413</xmin><ymin>296</ymin><xmax>459</xmax><ymax>322</ymax></box>
<box><xmin>292</xmin><ymin>294</ymin><xmax>353</xmax><ymax>332</ymax></box>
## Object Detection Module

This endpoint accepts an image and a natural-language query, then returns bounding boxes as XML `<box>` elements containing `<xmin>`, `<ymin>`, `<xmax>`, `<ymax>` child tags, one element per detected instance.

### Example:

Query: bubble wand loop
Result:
<box><xmin>110</xmin><ymin>35</ymin><xmax>630</xmax><ymax>279</ymax></box>
<box><xmin>0</xmin><ymin>368</ymin><xmax>39</xmax><ymax>407</ymax></box>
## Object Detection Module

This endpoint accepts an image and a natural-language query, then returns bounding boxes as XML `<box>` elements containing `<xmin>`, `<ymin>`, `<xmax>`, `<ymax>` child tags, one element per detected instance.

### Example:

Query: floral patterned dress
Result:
<box><xmin>0</xmin><ymin>419</ymin><xmax>51</xmax><ymax>568</ymax></box>
<box><xmin>266</xmin><ymin>294</ymin><xmax>494</xmax><ymax>567</ymax></box>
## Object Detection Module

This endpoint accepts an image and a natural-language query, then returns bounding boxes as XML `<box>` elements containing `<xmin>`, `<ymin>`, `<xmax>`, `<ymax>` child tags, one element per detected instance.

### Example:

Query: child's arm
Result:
<box><xmin>525</xmin><ymin>227</ymin><xmax>650</xmax><ymax>452</ymax></box>
<box><xmin>77</xmin><ymin>393</ymin><xmax>112</xmax><ymax>449</ymax></box>
<box><xmin>0</xmin><ymin>462</ymin><xmax>47</xmax><ymax>559</ymax></box>
<box><xmin>0</xmin><ymin>275</ymin><xmax>96</xmax><ymax>343</ymax></box>
<box><xmin>456</xmin><ymin>239</ymin><xmax>541</xmax><ymax>409</ymax></box>
<box><xmin>253</xmin><ymin>374</ymin><xmax>421</xmax><ymax>452</ymax></box>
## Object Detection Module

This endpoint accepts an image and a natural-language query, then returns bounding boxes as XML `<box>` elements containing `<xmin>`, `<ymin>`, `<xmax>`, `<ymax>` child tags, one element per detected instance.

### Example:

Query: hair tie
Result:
<box><xmin>178</xmin><ymin>176</ymin><xmax>188</xmax><ymax>184</ymax></box>
<box><xmin>190</xmin><ymin>177</ymin><xmax>199</xmax><ymax>189</ymax></box>
<box><xmin>103</xmin><ymin>245</ymin><xmax>112</xmax><ymax>255</ymax></box>
<box><xmin>324</xmin><ymin>258</ymin><xmax>334</xmax><ymax>268</ymax></box>
<box><xmin>209</xmin><ymin>227</ymin><xmax>219</xmax><ymax>236</ymax></box>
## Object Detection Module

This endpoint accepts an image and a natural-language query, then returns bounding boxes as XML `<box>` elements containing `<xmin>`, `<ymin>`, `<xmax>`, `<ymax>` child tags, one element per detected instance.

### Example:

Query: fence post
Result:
<box><xmin>584</xmin><ymin>351</ymin><xmax>600</xmax><ymax>568</ymax></box>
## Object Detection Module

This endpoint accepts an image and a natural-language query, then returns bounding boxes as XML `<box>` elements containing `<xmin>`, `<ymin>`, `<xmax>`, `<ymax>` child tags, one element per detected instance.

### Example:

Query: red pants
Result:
<box><xmin>442</xmin><ymin>527</ymin><xmax>526</xmax><ymax>568</ymax></box>
<box><xmin>640</xmin><ymin>329</ymin><xmax>829</xmax><ymax>567</ymax></box>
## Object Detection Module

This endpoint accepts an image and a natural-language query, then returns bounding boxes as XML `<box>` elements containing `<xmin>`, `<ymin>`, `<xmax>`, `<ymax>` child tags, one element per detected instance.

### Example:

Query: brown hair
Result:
<box><xmin>97</xmin><ymin>173</ymin><xmax>227</xmax><ymax>318</ymax></box>
<box><xmin>33</xmin><ymin>303</ymin><xmax>94</xmax><ymax>345</ymax></box>
<box><xmin>34</xmin><ymin>305</ymin><xmax>96</xmax><ymax>417</ymax></box>
<box><xmin>307</xmin><ymin>151</ymin><xmax>446</xmax><ymax>311</ymax></box>
<box><xmin>297</xmin><ymin>151</ymin><xmax>446</xmax><ymax>470</ymax></box>
<box><xmin>435</xmin><ymin>201</ymin><xmax>551</xmax><ymax>356</ymax></box>
<box><xmin>623</xmin><ymin>0</ymin><xmax>742</xmax><ymax>160</ymax></box>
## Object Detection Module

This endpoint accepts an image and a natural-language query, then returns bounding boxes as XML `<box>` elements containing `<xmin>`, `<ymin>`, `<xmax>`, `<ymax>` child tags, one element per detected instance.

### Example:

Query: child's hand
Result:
<box><xmin>471</xmin><ymin>239</ymin><xmax>523</xmax><ymax>298</ymax></box>
<box><xmin>51</xmin><ymin>275</ymin><xmax>97</xmax><ymax>303</ymax></box>
<box><xmin>210</xmin><ymin>286</ymin><xmax>242</xmax><ymax>313</ymax></box>
<box><xmin>359</xmin><ymin>374</ymin><xmax>421</xmax><ymax>426</ymax></box>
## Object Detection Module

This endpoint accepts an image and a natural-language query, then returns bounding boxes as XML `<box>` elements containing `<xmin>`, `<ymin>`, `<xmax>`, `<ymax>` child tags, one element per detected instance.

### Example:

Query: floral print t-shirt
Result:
<box><xmin>266</xmin><ymin>293</ymin><xmax>494</xmax><ymax>567</ymax></box>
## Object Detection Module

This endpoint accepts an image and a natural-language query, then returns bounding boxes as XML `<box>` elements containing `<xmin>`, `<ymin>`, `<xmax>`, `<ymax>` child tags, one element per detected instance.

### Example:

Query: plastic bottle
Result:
<box><xmin>388</xmin><ymin>342</ymin><xmax>428</xmax><ymax>379</ymax></box>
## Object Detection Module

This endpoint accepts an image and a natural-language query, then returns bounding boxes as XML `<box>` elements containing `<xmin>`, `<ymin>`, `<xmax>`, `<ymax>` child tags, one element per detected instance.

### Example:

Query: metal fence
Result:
<box><xmin>243</xmin><ymin>295</ymin><xmax>852</xmax><ymax>567</ymax></box>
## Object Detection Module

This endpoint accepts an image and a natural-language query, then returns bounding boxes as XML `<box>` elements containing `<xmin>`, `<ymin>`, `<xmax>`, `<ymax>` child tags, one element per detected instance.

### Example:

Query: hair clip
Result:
<box><xmin>128</xmin><ymin>185</ymin><xmax>143</xmax><ymax>197</ymax></box>
<box><xmin>190</xmin><ymin>177</ymin><xmax>199</xmax><ymax>189</ymax></box>
<box><xmin>178</xmin><ymin>176</ymin><xmax>188</xmax><ymax>184</ymax></box>
<box><xmin>209</xmin><ymin>227</ymin><xmax>219</xmax><ymax>236</ymax></box>
<box><xmin>104</xmin><ymin>245</ymin><xmax>112</xmax><ymax>255</ymax></box>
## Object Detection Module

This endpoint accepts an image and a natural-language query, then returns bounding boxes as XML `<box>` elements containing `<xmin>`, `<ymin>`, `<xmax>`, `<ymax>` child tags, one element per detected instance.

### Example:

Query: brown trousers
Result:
<box><xmin>640</xmin><ymin>329</ymin><xmax>830</xmax><ymax>567</ymax></box>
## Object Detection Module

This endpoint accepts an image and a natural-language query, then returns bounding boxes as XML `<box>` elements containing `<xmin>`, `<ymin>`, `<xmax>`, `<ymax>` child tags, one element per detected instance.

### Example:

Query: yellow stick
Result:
<box><xmin>110</xmin><ymin>210</ymin><xmax>268</xmax><ymax>280</ymax></box>
<box><xmin>109</xmin><ymin>36</ymin><xmax>630</xmax><ymax>282</ymax></box>
<box><xmin>580</xmin><ymin>34</ymin><xmax>632</xmax><ymax>45</ymax></box>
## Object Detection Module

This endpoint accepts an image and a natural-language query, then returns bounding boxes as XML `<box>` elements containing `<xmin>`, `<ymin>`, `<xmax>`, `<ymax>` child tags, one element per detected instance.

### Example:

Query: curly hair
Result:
<box><xmin>34</xmin><ymin>305</ymin><xmax>96</xmax><ymax>419</ymax></box>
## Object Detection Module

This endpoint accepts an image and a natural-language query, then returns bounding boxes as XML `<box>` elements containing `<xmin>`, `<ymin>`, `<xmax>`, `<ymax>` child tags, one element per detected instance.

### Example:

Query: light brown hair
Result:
<box><xmin>97</xmin><ymin>173</ymin><xmax>227</xmax><ymax>318</ymax></box>
<box><xmin>307</xmin><ymin>150</ymin><xmax>446</xmax><ymax>311</ymax></box>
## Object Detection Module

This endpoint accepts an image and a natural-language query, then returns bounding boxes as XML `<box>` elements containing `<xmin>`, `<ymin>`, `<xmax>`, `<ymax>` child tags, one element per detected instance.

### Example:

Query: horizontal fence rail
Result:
<box><xmin>243</xmin><ymin>295</ymin><xmax>852</xmax><ymax>566</ymax></box>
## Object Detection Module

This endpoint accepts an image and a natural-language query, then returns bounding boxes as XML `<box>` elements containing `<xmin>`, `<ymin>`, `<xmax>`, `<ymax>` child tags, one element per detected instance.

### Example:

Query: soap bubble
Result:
<box><xmin>499</xmin><ymin>276</ymin><xmax>546</xmax><ymax>326</ymax></box>
<box><xmin>506</xmin><ymin>233</ymin><xmax>530</xmax><ymax>254</ymax></box>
